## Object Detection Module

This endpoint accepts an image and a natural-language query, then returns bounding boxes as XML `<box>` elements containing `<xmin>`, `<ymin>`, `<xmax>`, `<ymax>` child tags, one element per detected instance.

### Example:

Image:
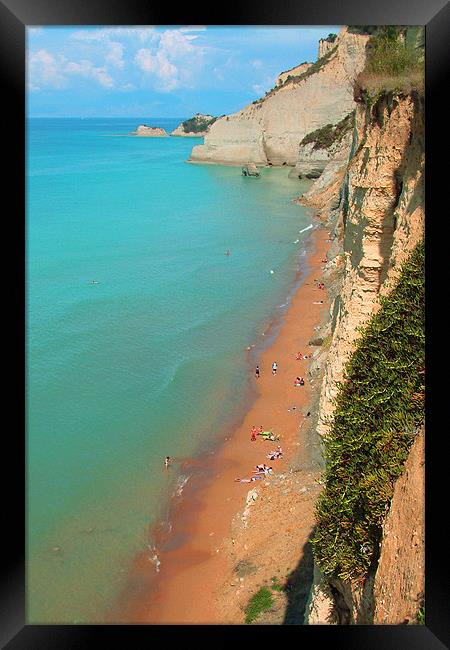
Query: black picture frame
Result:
<box><xmin>1</xmin><ymin>0</ymin><xmax>448</xmax><ymax>646</ymax></box>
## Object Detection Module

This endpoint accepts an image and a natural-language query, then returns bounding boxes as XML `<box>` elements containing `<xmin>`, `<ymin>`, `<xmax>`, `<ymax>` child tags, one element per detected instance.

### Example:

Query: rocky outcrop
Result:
<box><xmin>318</xmin><ymin>36</ymin><xmax>337</xmax><ymax>59</ymax></box>
<box><xmin>171</xmin><ymin>114</ymin><xmax>217</xmax><ymax>137</ymax></box>
<box><xmin>189</xmin><ymin>28</ymin><xmax>369</xmax><ymax>166</ymax></box>
<box><xmin>289</xmin><ymin>122</ymin><xmax>353</xmax><ymax>180</ymax></box>
<box><xmin>133</xmin><ymin>125</ymin><xmax>168</xmax><ymax>137</ymax></box>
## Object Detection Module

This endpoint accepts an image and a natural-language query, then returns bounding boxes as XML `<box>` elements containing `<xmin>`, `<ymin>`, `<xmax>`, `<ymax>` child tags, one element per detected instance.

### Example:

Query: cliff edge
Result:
<box><xmin>189</xmin><ymin>28</ymin><xmax>369</xmax><ymax>166</ymax></box>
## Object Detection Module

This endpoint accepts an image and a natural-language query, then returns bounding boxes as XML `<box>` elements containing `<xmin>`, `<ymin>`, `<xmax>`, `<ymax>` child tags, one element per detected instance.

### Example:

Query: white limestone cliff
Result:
<box><xmin>189</xmin><ymin>28</ymin><xmax>369</xmax><ymax>167</ymax></box>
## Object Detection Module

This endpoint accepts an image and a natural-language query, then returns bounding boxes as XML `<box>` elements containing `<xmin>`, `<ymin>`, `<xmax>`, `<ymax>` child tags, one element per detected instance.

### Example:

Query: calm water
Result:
<box><xmin>27</xmin><ymin>117</ymin><xmax>313</xmax><ymax>623</ymax></box>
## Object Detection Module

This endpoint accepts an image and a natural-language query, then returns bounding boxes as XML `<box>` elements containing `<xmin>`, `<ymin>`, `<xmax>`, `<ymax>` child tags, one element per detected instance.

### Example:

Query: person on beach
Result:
<box><xmin>272</xmin><ymin>361</ymin><xmax>278</xmax><ymax>375</ymax></box>
<box><xmin>254</xmin><ymin>464</ymin><xmax>268</xmax><ymax>473</ymax></box>
<box><xmin>259</xmin><ymin>426</ymin><xmax>263</xmax><ymax>434</ymax></box>
<box><xmin>251</xmin><ymin>426</ymin><xmax>258</xmax><ymax>442</ymax></box>
<box><xmin>296</xmin><ymin>352</ymin><xmax>302</xmax><ymax>360</ymax></box>
<box><xmin>294</xmin><ymin>377</ymin><xmax>305</xmax><ymax>387</ymax></box>
<box><xmin>255</xmin><ymin>365</ymin><xmax>260</xmax><ymax>379</ymax></box>
<box><xmin>268</xmin><ymin>446</ymin><xmax>283</xmax><ymax>460</ymax></box>
<box><xmin>235</xmin><ymin>475</ymin><xmax>262</xmax><ymax>483</ymax></box>
<box><xmin>164</xmin><ymin>456</ymin><xmax>171</xmax><ymax>469</ymax></box>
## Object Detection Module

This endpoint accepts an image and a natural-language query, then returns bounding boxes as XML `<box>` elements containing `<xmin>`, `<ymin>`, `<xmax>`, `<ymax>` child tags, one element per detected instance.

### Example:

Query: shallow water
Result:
<box><xmin>27</xmin><ymin>117</ymin><xmax>313</xmax><ymax>623</ymax></box>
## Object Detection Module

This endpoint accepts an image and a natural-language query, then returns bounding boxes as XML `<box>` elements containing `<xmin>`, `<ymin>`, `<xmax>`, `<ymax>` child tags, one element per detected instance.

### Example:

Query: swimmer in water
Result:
<box><xmin>164</xmin><ymin>456</ymin><xmax>171</xmax><ymax>469</ymax></box>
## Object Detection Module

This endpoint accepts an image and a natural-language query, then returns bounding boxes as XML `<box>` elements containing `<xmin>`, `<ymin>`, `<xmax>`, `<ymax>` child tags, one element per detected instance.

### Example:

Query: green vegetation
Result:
<box><xmin>312</xmin><ymin>241</ymin><xmax>425</xmax><ymax>582</ymax></box>
<box><xmin>270</xmin><ymin>576</ymin><xmax>285</xmax><ymax>592</ymax></box>
<box><xmin>356</xmin><ymin>26</ymin><xmax>424</xmax><ymax>100</ymax></box>
<box><xmin>416</xmin><ymin>602</ymin><xmax>425</xmax><ymax>625</ymax></box>
<box><xmin>348</xmin><ymin>26</ymin><xmax>381</xmax><ymax>35</ymax></box>
<box><xmin>244</xmin><ymin>587</ymin><xmax>274</xmax><ymax>623</ymax></box>
<box><xmin>300</xmin><ymin>111</ymin><xmax>355</xmax><ymax>151</ymax></box>
<box><xmin>325</xmin><ymin>33</ymin><xmax>337</xmax><ymax>43</ymax></box>
<box><xmin>181</xmin><ymin>115</ymin><xmax>217</xmax><ymax>133</ymax></box>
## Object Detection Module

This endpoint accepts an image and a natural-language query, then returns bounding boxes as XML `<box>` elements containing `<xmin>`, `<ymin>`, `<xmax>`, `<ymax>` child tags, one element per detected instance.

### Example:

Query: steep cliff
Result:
<box><xmin>189</xmin><ymin>27</ymin><xmax>369</xmax><ymax>166</ymax></box>
<box><xmin>300</xmin><ymin>88</ymin><xmax>425</xmax><ymax>625</ymax></box>
<box><xmin>315</xmin><ymin>92</ymin><xmax>424</xmax><ymax>438</ymax></box>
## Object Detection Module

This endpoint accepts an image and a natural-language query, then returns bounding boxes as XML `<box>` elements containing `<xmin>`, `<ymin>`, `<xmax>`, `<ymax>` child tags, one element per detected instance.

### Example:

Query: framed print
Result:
<box><xmin>1</xmin><ymin>0</ymin><xmax>448</xmax><ymax>646</ymax></box>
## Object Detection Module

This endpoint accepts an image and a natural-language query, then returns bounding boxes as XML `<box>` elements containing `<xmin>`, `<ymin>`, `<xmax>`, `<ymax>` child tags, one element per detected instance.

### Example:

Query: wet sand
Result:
<box><xmin>112</xmin><ymin>226</ymin><xmax>330</xmax><ymax>624</ymax></box>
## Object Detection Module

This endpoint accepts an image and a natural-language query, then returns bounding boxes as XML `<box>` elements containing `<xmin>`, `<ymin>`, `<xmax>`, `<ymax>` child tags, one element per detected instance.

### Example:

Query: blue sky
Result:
<box><xmin>27</xmin><ymin>26</ymin><xmax>341</xmax><ymax>118</ymax></box>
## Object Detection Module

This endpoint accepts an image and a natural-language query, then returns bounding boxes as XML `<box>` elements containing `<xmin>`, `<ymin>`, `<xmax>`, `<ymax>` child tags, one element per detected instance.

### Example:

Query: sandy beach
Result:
<box><xmin>110</xmin><ymin>225</ymin><xmax>331</xmax><ymax>624</ymax></box>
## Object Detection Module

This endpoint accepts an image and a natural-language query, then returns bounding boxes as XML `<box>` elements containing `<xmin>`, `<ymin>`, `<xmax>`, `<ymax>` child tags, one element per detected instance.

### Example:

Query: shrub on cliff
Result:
<box><xmin>300</xmin><ymin>111</ymin><xmax>355</xmax><ymax>151</ymax></box>
<box><xmin>356</xmin><ymin>26</ymin><xmax>424</xmax><ymax>99</ymax></box>
<box><xmin>312</xmin><ymin>241</ymin><xmax>425</xmax><ymax>581</ymax></box>
<box><xmin>182</xmin><ymin>115</ymin><xmax>217</xmax><ymax>133</ymax></box>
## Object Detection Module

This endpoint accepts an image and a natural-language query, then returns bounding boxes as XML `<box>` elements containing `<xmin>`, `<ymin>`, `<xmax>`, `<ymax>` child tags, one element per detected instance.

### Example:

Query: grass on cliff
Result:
<box><xmin>311</xmin><ymin>241</ymin><xmax>425</xmax><ymax>582</ymax></box>
<box><xmin>356</xmin><ymin>26</ymin><xmax>424</xmax><ymax>100</ymax></box>
<box><xmin>300</xmin><ymin>111</ymin><xmax>355</xmax><ymax>151</ymax></box>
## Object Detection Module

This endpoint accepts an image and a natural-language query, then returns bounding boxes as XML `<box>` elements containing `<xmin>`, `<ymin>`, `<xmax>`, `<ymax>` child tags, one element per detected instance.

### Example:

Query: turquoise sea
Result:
<box><xmin>27</xmin><ymin>117</ymin><xmax>313</xmax><ymax>623</ymax></box>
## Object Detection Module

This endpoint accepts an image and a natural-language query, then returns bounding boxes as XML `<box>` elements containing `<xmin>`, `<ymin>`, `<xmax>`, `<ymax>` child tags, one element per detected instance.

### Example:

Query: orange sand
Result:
<box><xmin>112</xmin><ymin>227</ymin><xmax>330</xmax><ymax>624</ymax></box>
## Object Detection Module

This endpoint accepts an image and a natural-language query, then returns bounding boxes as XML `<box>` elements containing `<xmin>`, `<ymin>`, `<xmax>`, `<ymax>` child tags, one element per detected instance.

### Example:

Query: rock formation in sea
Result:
<box><xmin>171</xmin><ymin>114</ymin><xmax>217</xmax><ymax>137</ymax></box>
<box><xmin>133</xmin><ymin>125</ymin><xmax>169</xmax><ymax>137</ymax></box>
<box><xmin>189</xmin><ymin>27</ymin><xmax>370</xmax><ymax>166</ymax></box>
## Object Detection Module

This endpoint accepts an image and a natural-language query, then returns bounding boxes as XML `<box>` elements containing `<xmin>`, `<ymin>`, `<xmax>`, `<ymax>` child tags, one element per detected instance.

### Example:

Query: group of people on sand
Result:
<box><xmin>294</xmin><ymin>376</ymin><xmax>305</xmax><ymax>387</ymax></box>
<box><xmin>255</xmin><ymin>362</ymin><xmax>278</xmax><ymax>379</ymax></box>
<box><xmin>235</xmin><ymin>446</ymin><xmax>283</xmax><ymax>482</ymax></box>
<box><xmin>317</xmin><ymin>282</ymin><xmax>325</xmax><ymax>290</ymax></box>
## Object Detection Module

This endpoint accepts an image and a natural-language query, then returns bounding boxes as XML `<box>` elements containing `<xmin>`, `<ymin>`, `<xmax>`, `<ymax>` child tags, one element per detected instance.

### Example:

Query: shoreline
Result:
<box><xmin>109</xmin><ymin>225</ymin><xmax>331</xmax><ymax>623</ymax></box>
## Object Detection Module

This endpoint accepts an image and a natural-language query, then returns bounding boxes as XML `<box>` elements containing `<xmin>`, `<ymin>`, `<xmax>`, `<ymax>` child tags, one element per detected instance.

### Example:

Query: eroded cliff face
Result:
<box><xmin>189</xmin><ymin>28</ymin><xmax>369</xmax><ymax>166</ymax></box>
<box><xmin>301</xmin><ymin>91</ymin><xmax>425</xmax><ymax>624</ymax></box>
<box><xmin>314</xmin><ymin>92</ymin><xmax>424</xmax><ymax>437</ymax></box>
<box><xmin>306</xmin><ymin>427</ymin><xmax>424</xmax><ymax>625</ymax></box>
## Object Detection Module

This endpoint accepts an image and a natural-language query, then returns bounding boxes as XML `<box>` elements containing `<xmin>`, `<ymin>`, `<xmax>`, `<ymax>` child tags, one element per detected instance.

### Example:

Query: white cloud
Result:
<box><xmin>134</xmin><ymin>28</ymin><xmax>206</xmax><ymax>92</ymax></box>
<box><xmin>65</xmin><ymin>60</ymin><xmax>114</xmax><ymax>88</ymax></box>
<box><xmin>105</xmin><ymin>41</ymin><xmax>124</xmax><ymax>69</ymax></box>
<box><xmin>28</xmin><ymin>49</ymin><xmax>67</xmax><ymax>89</ymax></box>
<box><xmin>28</xmin><ymin>48</ymin><xmax>115</xmax><ymax>90</ymax></box>
<box><xmin>71</xmin><ymin>27</ymin><xmax>157</xmax><ymax>44</ymax></box>
<box><xmin>135</xmin><ymin>47</ymin><xmax>178</xmax><ymax>91</ymax></box>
